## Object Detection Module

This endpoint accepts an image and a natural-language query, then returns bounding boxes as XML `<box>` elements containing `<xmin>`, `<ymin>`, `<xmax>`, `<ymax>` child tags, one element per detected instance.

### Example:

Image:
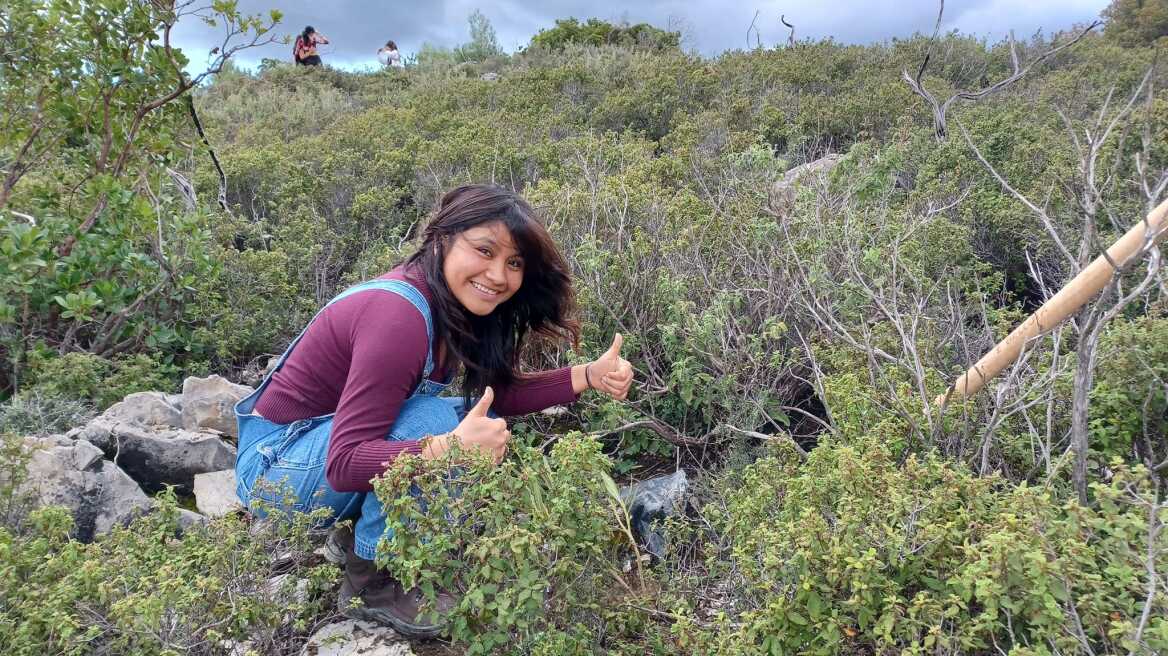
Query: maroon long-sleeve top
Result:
<box><xmin>255</xmin><ymin>265</ymin><xmax>578</xmax><ymax>492</ymax></box>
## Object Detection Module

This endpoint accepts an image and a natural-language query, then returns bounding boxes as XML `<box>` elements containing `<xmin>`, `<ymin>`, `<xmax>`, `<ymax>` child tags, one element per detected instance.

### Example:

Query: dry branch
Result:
<box><xmin>747</xmin><ymin>11</ymin><xmax>761</xmax><ymax>50</ymax></box>
<box><xmin>781</xmin><ymin>15</ymin><xmax>795</xmax><ymax>47</ymax></box>
<box><xmin>902</xmin><ymin>1</ymin><xmax>1100</xmax><ymax>141</ymax></box>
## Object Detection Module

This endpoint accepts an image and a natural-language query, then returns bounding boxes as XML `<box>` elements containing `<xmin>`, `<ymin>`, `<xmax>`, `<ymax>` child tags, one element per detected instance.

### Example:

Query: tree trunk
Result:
<box><xmin>1071</xmin><ymin>321</ymin><xmax>1099</xmax><ymax>505</ymax></box>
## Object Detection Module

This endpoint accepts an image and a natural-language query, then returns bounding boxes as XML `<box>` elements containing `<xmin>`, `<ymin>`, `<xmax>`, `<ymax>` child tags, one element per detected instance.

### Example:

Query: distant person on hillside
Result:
<box><xmin>234</xmin><ymin>184</ymin><xmax>633</xmax><ymax>636</ymax></box>
<box><xmin>294</xmin><ymin>25</ymin><xmax>329</xmax><ymax>66</ymax></box>
<box><xmin>377</xmin><ymin>40</ymin><xmax>404</xmax><ymax>68</ymax></box>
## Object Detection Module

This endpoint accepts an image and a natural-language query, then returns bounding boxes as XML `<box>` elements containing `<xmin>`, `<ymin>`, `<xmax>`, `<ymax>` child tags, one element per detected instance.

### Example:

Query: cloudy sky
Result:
<box><xmin>171</xmin><ymin>0</ymin><xmax>1111</xmax><ymax>72</ymax></box>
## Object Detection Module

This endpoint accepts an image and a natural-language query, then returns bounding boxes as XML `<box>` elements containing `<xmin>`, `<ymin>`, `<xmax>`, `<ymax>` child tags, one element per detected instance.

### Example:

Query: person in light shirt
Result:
<box><xmin>377</xmin><ymin>40</ymin><xmax>404</xmax><ymax>68</ymax></box>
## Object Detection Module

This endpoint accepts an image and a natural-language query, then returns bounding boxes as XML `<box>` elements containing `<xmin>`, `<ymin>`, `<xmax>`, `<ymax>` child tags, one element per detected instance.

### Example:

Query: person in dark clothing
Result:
<box><xmin>293</xmin><ymin>25</ymin><xmax>329</xmax><ymax>66</ymax></box>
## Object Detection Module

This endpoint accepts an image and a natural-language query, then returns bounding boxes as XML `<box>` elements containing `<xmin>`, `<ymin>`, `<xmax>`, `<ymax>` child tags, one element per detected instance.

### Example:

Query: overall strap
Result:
<box><xmin>265</xmin><ymin>279</ymin><xmax>435</xmax><ymax>385</ymax></box>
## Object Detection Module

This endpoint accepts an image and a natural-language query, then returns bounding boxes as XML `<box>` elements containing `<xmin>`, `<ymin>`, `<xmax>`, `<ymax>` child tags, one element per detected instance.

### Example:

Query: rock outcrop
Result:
<box><xmin>181</xmin><ymin>374</ymin><xmax>253</xmax><ymax>437</ymax></box>
<box><xmin>69</xmin><ymin>378</ymin><xmax>241</xmax><ymax>494</ymax></box>
<box><xmin>103</xmin><ymin>391</ymin><xmax>183</xmax><ymax>428</ymax></box>
<box><xmin>301</xmin><ymin>620</ymin><xmax>415</xmax><ymax>656</ymax></box>
<box><xmin>768</xmin><ymin>153</ymin><xmax>844</xmax><ymax>214</ymax></box>
<box><xmin>13</xmin><ymin>435</ymin><xmax>153</xmax><ymax>542</ymax></box>
<box><xmin>19</xmin><ymin>375</ymin><xmax>250</xmax><ymax>536</ymax></box>
<box><xmin>194</xmin><ymin>469</ymin><xmax>242</xmax><ymax>518</ymax></box>
<box><xmin>83</xmin><ymin>421</ymin><xmax>235</xmax><ymax>494</ymax></box>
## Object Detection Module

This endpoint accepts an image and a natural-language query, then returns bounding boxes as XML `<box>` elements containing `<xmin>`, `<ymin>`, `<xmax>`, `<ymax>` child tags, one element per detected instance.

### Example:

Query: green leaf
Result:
<box><xmin>806</xmin><ymin>590</ymin><xmax>823</xmax><ymax>619</ymax></box>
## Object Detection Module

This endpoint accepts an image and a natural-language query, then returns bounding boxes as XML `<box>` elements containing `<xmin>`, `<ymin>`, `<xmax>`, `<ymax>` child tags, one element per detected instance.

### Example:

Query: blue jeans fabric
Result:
<box><xmin>234</xmin><ymin>278</ymin><xmax>457</xmax><ymax>561</ymax></box>
<box><xmin>236</xmin><ymin>395</ymin><xmax>464</xmax><ymax>559</ymax></box>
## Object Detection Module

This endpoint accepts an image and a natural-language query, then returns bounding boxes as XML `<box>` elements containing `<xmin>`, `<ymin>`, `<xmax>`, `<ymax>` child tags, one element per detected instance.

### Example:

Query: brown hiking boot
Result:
<box><xmin>322</xmin><ymin>522</ymin><xmax>353</xmax><ymax>566</ymax></box>
<box><xmin>337</xmin><ymin>545</ymin><xmax>456</xmax><ymax>638</ymax></box>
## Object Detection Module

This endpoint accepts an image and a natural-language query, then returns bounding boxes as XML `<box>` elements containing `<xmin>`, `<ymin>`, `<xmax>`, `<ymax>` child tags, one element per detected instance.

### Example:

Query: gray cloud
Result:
<box><xmin>170</xmin><ymin>0</ymin><xmax>1110</xmax><ymax>71</ymax></box>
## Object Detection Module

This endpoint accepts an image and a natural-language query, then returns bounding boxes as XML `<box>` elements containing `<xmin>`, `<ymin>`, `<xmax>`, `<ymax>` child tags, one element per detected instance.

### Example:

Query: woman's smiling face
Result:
<box><xmin>442</xmin><ymin>221</ymin><xmax>524</xmax><ymax>316</ymax></box>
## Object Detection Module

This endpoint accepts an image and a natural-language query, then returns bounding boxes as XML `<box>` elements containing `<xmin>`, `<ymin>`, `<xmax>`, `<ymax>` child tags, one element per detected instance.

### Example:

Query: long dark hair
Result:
<box><xmin>407</xmin><ymin>185</ymin><xmax>580</xmax><ymax>399</ymax></box>
<box><xmin>300</xmin><ymin>25</ymin><xmax>315</xmax><ymax>49</ymax></box>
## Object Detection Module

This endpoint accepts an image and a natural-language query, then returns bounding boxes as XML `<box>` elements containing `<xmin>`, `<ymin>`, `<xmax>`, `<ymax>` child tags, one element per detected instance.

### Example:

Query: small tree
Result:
<box><xmin>456</xmin><ymin>9</ymin><xmax>502</xmax><ymax>62</ymax></box>
<box><xmin>0</xmin><ymin>0</ymin><xmax>280</xmax><ymax>393</ymax></box>
<box><xmin>0</xmin><ymin>0</ymin><xmax>281</xmax><ymax>246</ymax></box>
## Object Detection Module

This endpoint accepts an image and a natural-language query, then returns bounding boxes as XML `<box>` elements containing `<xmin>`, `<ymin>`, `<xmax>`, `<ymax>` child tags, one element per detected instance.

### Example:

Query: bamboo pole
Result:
<box><xmin>936</xmin><ymin>198</ymin><xmax>1168</xmax><ymax>406</ymax></box>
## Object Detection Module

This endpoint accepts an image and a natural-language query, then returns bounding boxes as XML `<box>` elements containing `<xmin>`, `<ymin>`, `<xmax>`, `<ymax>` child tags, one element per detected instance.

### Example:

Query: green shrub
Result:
<box><xmin>376</xmin><ymin>434</ymin><xmax>634</xmax><ymax>655</ymax></box>
<box><xmin>0</xmin><ymin>391</ymin><xmax>94</xmax><ymax>436</ymax></box>
<box><xmin>20</xmin><ymin>351</ymin><xmax>180</xmax><ymax>412</ymax></box>
<box><xmin>187</xmin><ymin>245</ymin><xmax>309</xmax><ymax>369</ymax></box>
<box><xmin>97</xmin><ymin>354</ymin><xmax>181</xmax><ymax>409</ymax></box>
<box><xmin>24</xmin><ymin>352</ymin><xmax>109</xmax><ymax>402</ymax></box>
<box><xmin>0</xmin><ymin>486</ymin><xmax>338</xmax><ymax>655</ymax></box>
<box><xmin>1103</xmin><ymin>0</ymin><xmax>1168</xmax><ymax>46</ymax></box>
<box><xmin>530</xmin><ymin>18</ymin><xmax>680</xmax><ymax>52</ymax></box>
<box><xmin>1089</xmin><ymin>316</ymin><xmax>1168</xmax><ymax>465</ymax></box>
<box><xmin>196</xmin><ymin>64</ymin><xmax>360</xmax><ymax>146</ymax></box>
<box><xmin>673</xmin><ymin>438</ymin><xmax>1166</xmax><ymax>655</ymax></box>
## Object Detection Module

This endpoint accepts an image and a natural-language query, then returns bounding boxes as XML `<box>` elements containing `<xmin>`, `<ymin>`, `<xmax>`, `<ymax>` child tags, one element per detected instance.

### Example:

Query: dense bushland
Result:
<box><xmin>2</xmin><ymin>2</ymin><xmax>1166</xmax><ymax>653</ymax></box>
<box><xmin>530</xmin><ymin>18</ymin><xmax>681</xmax><ymax>52</ymax></box>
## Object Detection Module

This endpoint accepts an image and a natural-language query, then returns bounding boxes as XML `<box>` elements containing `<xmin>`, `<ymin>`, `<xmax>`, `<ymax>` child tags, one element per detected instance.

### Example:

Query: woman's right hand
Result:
<box><xmin>450</xmin><ymin>386</ymin><xmax>509</xmax><ymax>464</ymax></box>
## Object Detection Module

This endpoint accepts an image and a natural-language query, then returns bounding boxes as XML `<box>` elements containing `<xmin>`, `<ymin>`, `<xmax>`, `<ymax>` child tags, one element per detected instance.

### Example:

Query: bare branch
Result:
<box><xmin>184</xmin><ymin>92</ymin><xmax>231</xmax><ymax>214</ymax></box>
<box><xmin>904</xmin><ymin>19</ymin><xmax>1100</xmax><ymax>140</ymax></box>
<box><xmin>1127</xmin><ymin>489</ymin><xmax>1163</xmax><ymax>654</ymax></box>
<box><xmin>780</xmin><ymin>15</ymin><xmax>795</xmax><ymax>47</ymax></box>
<box><xmin>721</xmin><ymin>424</ymin><xmax>808</xmax><ymax>459</ymax></box>
<box><xmin>948</xmin><ymin>23</ymin><xmax>1099</xmax><ymax>104</ymax></box>
<box><xmin>588</xmin><ymin>419</ymin><xmax>708</xmax><ymax>447</ymax></box>
<box><xmin>747</xmin><ymin>10</ymin><xmax>761</xmax><ymax>50</ymax></box>
<box><xmin>5</xmin><ymin>210</ymin><xmax>37</xmax><ymax>225</ymax></box>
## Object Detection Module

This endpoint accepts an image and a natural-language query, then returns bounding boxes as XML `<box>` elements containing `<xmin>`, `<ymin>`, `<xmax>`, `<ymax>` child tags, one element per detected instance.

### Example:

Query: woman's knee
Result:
<box><xmin>388</xmin><ymin>396</ymin><xmax>460</xmax><ymax>440</ymax></box>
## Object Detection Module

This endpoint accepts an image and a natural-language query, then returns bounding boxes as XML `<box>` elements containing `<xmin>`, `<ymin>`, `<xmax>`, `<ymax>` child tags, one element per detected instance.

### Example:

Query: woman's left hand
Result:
<box><xmin>587</xmin><ymin>333</ymin><xmax>634</xmax><ymax>400</ymax></box>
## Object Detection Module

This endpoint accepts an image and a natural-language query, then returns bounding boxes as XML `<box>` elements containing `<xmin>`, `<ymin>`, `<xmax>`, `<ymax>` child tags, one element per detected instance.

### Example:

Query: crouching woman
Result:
<box><xmin>234</xmin><ymin>184</ymin><xmax>633</xmax><ymax>637</ymax></box>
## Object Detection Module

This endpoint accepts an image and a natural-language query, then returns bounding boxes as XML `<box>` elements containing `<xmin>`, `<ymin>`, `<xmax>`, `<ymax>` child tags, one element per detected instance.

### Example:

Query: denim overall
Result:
<box><xmin>234</xmin><ymin>279</ymin><xmax>466</xmax><ymax>560</ymax></box>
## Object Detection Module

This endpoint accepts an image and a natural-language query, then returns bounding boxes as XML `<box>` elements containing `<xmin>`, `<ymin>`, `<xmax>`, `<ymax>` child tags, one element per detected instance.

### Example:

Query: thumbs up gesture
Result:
<box><xmin>451</xmin><ymin>386</ymin><xmax>510</xmax><ymax>464</ymax></box>
<box><xmin>586</xmin><ymin>333</ymin><xmax>634</xmax><ymax>400</ymax></box>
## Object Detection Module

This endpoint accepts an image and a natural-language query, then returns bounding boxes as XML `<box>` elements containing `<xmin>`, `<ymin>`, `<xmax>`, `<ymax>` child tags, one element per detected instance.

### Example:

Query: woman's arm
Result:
<box><xmin>323</xmin><ymin>291</ymin><xmax>515</xmax><ymax>488</ymax></box>
<box><xmin>491</xmin><ymin>367</ymin><xmax>577</xmax><ymax>416</ymax></box>
<box><xmin>324</xmin><ymin>296</ymin><xmax>431</xmax><ymax>492</ymax></box>
<box><xmin>493</xmin><ymin>333</ymin><xmax>634</xmax><ymax>415</ymax></box>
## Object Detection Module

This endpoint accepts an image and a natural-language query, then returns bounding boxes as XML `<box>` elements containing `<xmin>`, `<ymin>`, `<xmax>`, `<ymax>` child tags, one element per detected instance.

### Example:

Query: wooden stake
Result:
<box><xmin>936</xmin><ymin>198</ymin><xmax>1168</xmax><ymax>406</ymax></box>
